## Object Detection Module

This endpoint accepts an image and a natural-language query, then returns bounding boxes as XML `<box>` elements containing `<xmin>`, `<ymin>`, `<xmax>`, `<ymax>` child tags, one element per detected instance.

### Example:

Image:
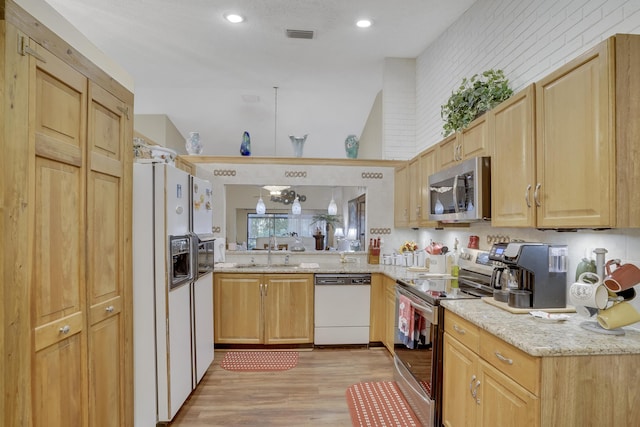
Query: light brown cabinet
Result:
<box><xmin>443</xmin><ymin>311</ymin><xmax>541</xmax><ymax>427</ymax></box>
<box><xmin>2</xmin><ymin>11</ymin><xmax>133</xmax><ymax>426</ymax></box>
<box><xmin>369</xmin><ymin>274</ymin><xmax>385</xmax><ymax>343</ymax></box>
<box><xmin>442</xmin><ymin>310</ymin><xmax>640</xmax><ymax>426</ymax></box>
<box><xmin>214</xmin><ymin>273</ymin><xmax>314</xmax><ymax>344</ymax></box>
<box><xmin>394</xmin><ymin>164</ymin><xmax>409</xmax><ymax>227</ymax></box>
<box><xmin>408</xmin><ymin>157</ymin><xmax>421</xmax><ymax>225</ymax></box>
<box><xmin>533</xmin><ymin>34</ymin><xmax>640</xmax><ymax>228</ymax></box>
<box><xmin>395</xmin><ymin>147</ymin><xmax>438</xmax><ymax>229</ymax></box>
<box><xmin>490</xmin><ymin>85</ymin><xmax>537</xmax><ymax>227</ymax></box>
<box><xmin>418</xmin><ymin>148</ymin><xmax>438</xmax><ymax>227</ymax></box>
<box><xmin>438</xmin><ymin>114</ymin><xmax>489</xmax><ymax>170</ymax></box>
<box><xmin>383</xmin><ymin>276</ymin><xmax>397</xmax><ymax>355</ymax></box>
<box><xmin>535</xmin><ymin>39</ymin><xmax>614</xmax><ymax>228</ymax></box>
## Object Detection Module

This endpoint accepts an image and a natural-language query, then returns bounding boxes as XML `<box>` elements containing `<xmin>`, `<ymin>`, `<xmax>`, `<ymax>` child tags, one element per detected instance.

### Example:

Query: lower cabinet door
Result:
<box><xmin>477</xmin><ymin>359</ymin><xmax>539</xmax><ymax>427</ymax></box>
<box><xmin>214</xmin><ymin>274</ymin><xmax>262</xmax><ymax>343</ymax></box>
<box><xmin>442</xmin><ymin>334</ymin><xmax>478</xmax><ymax>427</ymax></box>
<box><xmin>264</xmin><ymin>275</ymin><xmax>313</xmax><ymax>344</ymax></box>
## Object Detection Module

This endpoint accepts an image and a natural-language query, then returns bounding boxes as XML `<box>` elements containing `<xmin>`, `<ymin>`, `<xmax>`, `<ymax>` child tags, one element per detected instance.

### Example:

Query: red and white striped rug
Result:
<box><xmin>220</xmin><ymin>351</ymin><xmax>298</xmax><ymax>372</ymax></box>
<box><xmin>346</xmin><ymin>381</ymin><xmax>419</xmax><ymax>427</ymax></box>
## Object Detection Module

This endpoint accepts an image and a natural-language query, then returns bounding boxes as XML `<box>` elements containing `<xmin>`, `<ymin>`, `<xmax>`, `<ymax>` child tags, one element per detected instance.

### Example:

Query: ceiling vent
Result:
<box><xmin>286</xmin><ymin>29</ymin><xmax>314</xmax><ymax>39</ymax></box>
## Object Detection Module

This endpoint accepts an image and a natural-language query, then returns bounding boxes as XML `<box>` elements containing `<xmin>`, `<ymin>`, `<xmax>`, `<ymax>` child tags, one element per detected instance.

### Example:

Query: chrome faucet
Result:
<box><xmin>267</xmin><ymin>235</ymin><xmax>275</xmax><ymax>266</ymax></box>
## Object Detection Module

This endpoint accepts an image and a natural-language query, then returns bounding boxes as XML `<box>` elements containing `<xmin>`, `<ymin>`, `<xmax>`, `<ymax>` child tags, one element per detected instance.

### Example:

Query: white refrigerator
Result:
<box><xmin>189</xmin><ymin>174</ymin><xmax>215</xmax><ymax>386</ymax></box>
<box><xmin>133</xmin><ymin>163</ymin><xmax>214</xmax><ymax>425</ymax></box>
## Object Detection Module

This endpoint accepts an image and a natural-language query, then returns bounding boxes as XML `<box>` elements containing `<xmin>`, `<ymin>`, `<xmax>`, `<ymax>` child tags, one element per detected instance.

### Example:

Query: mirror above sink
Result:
<box><xmin>225</xmin><ymin>185</ymin><xmax>365</xmax><ymax>251</ymax></box>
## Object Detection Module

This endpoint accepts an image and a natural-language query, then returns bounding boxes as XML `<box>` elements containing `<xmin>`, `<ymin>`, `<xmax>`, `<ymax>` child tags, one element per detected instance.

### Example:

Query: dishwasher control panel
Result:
<box><xmin>314</xmin><ymin>274</ymin><xmax>372</xmax><ymax>285</ymax></box>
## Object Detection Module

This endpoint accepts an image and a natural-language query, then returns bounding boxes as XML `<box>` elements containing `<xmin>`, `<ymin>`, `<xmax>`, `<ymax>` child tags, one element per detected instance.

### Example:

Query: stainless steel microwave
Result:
<box><xmin>428</xmin><ymin>156</ymin><xmax>491</xmax><ymax>223</ymax></box>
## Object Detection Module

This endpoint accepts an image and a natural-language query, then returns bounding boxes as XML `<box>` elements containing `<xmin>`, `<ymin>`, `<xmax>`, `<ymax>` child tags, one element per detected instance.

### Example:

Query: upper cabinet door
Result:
<box><xmin>86</xmin><ymin>81</ymin><xmax>131</xmax><ymax>427</ymax></box>
<box><xmin>419</xmin><ymin>148</ymin><xmax>438</xmax><ymax>228</ymax></box>
<box><xmin>437</xmin><ymin>133</ymin><xmax>459</xmax><ymax>170</ymax></box>
<box><xmin>490</xmin><ymin>85</ymin><xmax>536</xmax><ymax>227</ymax></box>
<box><xmin>535</xmin><ymin>39</ymin><xmax>614</xmax><ymax>228</ymax></box>
<box><xmin>394</xmin><ymin>165</ymin><xmax>408</xmax><ymax>227</ymax></box>
<box><xmin>459</xmin><ymin>114</ymin><xmax>489</xmax><ymax>160</ymax></box>
<box><xmin>30</xmin><ymin>39</ymin><xmax>89</xmax><ymax>427</ymax></box>
<box><xmin>408</xmin><ymin>157</ymin><xmax>421</xmax><ymax>226</ymax></box>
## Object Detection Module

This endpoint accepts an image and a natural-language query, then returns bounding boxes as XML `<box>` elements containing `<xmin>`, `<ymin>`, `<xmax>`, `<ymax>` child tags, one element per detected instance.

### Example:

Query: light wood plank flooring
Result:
<box><xmin>170</xmin><ymin>347</ymin><xmax>395</xmax><ymax>426</ymax></box>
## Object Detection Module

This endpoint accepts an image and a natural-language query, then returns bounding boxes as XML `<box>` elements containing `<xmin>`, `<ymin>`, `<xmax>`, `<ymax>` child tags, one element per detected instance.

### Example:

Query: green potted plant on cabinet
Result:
<box><xmin>441</xmin><ymin>69</ymin><xmax>513</xmax><ymax>136</ymax></box>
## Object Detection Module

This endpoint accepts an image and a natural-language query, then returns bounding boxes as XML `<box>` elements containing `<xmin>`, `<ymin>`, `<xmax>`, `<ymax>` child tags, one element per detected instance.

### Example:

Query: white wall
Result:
<box><xmin>383</xmin><ymin>58</ymin><xmax>416</xmax><ymax>161</ymax></box>
<box><xmin>358</xmin><ymin>91</ymin><xmax>383</xmax><ymax>160</ymax></box>
<box><xmin>134</xmin><ymin>114</ymin><xmax>187</xmax><ymax>155</ymax></box>
<box><xmin>412</xmin><ymin>0</ymin><xmax>640</xmax><ymax>318</ymax></box>
<box><xmin>416</xmin><ymin>0</ymin><xmax>640</xmax><ymax>150</ymax></box>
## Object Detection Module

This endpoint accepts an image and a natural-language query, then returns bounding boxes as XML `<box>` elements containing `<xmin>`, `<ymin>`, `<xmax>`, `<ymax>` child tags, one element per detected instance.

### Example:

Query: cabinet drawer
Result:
<box><xmin>479</xmin><ymin>331</ymin><xmax>540</xmax><ymax>395</ymax></box>
<box><xmin>444</xmin><ymin>311</ymin><xmax>479</xmax><ymax>352</ymax></box>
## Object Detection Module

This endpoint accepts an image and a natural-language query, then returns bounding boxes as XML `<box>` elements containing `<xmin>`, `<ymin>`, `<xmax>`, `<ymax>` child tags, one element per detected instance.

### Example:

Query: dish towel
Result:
<box><xmin>398</xmin><ymin>295</ymin><xmax>415</xmax><ymax>348</ymax></box>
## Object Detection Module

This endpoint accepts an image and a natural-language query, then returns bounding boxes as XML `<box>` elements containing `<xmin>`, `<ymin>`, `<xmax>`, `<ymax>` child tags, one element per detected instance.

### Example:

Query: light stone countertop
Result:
<box><xmin>440</xmin><ymin>299</ymin><xmax>640</xmax><ymax>357</ymax></box>
<box><xmin>214</xmin><ymin>262</ymin><xmax>413</xmax><ymax>277</ymax></box>
<box><xmin>214</xmin><ymin>261</ymin><xmax>640</xmax><ymax>357</ymax></box>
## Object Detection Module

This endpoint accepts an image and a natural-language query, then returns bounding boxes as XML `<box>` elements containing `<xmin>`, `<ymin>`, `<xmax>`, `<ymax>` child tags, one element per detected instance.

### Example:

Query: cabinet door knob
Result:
<box><xmin>453</xmin><ymin>324</ymin><xmax>466</xmax><ymax>335</ymax></box>
<box><xmin>469</xmin><ymin>375</ymin><xmax>477</xmax><ymax>398</ymax></box>
<box><xmin>59</xmin><ymin>325</ymin><xmax>71</xmax><ymax>334</ymax></box>
<box><xmin>105</xmin><ymin>305</ymin><xmax>115</xmax><ymax>313</ymax></box>
<box><xmin>534</xmin><ymin>183</ymin><xmax>541</xmax><ymax>207</ymax></box>
<box><xmin>525</xmin><ymin>184</ymin><xmax>532</xmax><ymax>208</ymax></box>
<box><xmin>495</xmin><ymin>351</ymin><xmax>513</xmax><ymax>365</ymax></box>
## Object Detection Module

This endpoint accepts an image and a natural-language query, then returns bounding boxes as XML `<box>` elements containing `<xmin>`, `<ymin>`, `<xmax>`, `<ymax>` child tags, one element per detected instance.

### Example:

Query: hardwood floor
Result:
<box><xmin>170</xmin><ymin>347</ymin><xmax>396</xmax><ymax>426</ymax></box>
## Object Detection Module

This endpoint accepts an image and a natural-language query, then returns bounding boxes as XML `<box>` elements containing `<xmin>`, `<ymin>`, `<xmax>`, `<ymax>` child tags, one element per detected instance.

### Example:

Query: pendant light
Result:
<box><xmin>327</xmin><ymin>189</ymin><xmax>337</xmax><ymax>216</ymax></box>
<box><xmin>256</xmin><ymin>190</ymin><xmax>266</xmax><ymax>215</ymax></box>
<box><xmin>291</xmin><ymin>196</ymin><xmax>301</xmax><ymax>215</ymax></box>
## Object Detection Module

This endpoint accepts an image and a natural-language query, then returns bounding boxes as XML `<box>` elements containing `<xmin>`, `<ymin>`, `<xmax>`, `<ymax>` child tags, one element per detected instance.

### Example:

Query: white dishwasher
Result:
<box><xmin>314</xmin><ymin>274</ymin><xmax>371</xmax><ymax>345</ymax></box>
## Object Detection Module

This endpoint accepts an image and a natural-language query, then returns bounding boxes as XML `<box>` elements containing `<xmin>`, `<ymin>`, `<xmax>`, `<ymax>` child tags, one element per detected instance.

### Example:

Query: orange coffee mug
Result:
<box><xmin>603</xmin><ymin>260</ymin><xmax>640</xmax><ymax>292</ymax></box>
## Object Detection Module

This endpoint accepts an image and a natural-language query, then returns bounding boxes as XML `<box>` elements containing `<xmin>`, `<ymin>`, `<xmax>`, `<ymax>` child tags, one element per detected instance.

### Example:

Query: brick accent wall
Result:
<box><xmin>415</xmin><ymin>0</ymin><xmax>640</xmax><ymax>152</ymax></box>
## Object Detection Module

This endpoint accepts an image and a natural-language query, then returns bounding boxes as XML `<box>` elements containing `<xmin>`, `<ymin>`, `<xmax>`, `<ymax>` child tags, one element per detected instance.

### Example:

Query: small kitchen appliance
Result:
<box><xmin>492</xmin><ymin>242</ymin><xmax>568</xmax><ymax>309</ymax></box>
<box><xmin>428</xmin><ymin>156</ymin><xmax>491</xmax><ymax>223</ymax></box>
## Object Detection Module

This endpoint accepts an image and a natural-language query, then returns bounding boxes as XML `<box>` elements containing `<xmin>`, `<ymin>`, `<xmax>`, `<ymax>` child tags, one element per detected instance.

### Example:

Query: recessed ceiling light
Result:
<box><xmin>356</xmin><ymin>19</ymin><xmax>372</xmax><ymax>28</ymax></box>
<box><xmin>224</xmin><ymin>13</ymin><xmax>245</xmax><ymax>24</ymax></box>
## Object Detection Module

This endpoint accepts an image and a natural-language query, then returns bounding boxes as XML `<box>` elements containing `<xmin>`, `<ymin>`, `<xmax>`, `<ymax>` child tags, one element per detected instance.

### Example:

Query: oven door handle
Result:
<box><xmin>394</xmin><ymin>356</ymin><xmax>432</xmax><ymax>401</ymax></box>
<box><xmin>396</xmin><ymin>288</ymin><xmax>435</xmax><ymax>319</ymax></box>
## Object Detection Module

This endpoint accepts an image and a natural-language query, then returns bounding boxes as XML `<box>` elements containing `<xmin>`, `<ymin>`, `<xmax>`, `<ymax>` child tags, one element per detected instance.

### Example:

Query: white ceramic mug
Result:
<box><xmin>569</xmin><ymin>272</ymin><xmax>608</xmax><ymax>309</ymax></box>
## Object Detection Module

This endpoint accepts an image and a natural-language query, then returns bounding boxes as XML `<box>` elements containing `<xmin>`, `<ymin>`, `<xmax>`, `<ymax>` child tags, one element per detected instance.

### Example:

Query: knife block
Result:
<box><xmin>368</xmin><ymin>247</ymin><xmax>380</xmax><ymax>264</ymax></box>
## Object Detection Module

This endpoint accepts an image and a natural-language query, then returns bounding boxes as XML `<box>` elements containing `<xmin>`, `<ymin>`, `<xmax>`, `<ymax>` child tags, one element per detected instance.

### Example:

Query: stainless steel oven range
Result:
<box><xmin>394</xmin><ymin>248</ymin><xmax>495</xmax><ymax>427</ymax></box>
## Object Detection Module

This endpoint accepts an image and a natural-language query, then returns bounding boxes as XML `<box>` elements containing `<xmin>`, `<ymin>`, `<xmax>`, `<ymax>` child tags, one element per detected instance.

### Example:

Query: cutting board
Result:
<box><xmin>482</xmin><ymin>297</ymin><xmax>576</xmax><ymax>314</ymax></box>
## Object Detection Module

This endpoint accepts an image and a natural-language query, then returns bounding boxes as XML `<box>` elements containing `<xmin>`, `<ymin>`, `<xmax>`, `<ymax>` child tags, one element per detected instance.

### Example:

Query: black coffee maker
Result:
<box><xmin>494</xmin><ymin>242</ymin><xmax>568</xmax><ymax>309</ymax></box>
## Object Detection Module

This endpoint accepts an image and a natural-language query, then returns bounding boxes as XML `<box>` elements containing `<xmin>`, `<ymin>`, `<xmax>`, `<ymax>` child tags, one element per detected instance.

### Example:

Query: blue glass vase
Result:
<box><xmin>240</xmin><ymin>131</ymin><xmax>251</xmax><ymax>156</ymax></box>
<box><xmin>345</xmin><ymin>134</ymin><xmax>359</xmax><ymax>158</ymax></box>
<box><xmin>185</xmin><ymin>131</ymin><xmax>202</xmax><ymax>155</ymax></box>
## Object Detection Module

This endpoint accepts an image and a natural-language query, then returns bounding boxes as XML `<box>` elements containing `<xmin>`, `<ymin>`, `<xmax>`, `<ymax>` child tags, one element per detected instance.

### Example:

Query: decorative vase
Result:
<box><xmin>313</xmin><ymin>234</ymin><xmax>325</xmax><ymax>251</ymax></box>
<box><xmin>185</xmin><ymin>131</ymin><xmax>203</xmax><ymax>155</ymax></box>
<box><xmin>289</xmin><ymin>134</ymin><xmax>307</xmax><ymax>157</ymax></box>
<box><xmin>344</xmin><ymin>134</ymin><xmax>359</xmax><ymax>158</ymax></box>
<box><xmin>240</xmin><ymin>131</ymin><xmax>251</xmax><ymax>156</ymax></box>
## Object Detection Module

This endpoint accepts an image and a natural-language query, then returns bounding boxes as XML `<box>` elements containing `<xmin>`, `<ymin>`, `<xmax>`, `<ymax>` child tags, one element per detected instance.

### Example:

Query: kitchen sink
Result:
<box><xmin>233</xmin><ymin>263</ymin><xmax>299</xmax><ymax>269</ymax></box>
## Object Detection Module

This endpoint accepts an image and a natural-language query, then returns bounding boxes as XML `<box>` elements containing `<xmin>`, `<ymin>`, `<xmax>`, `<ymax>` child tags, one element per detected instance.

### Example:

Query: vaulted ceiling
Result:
<box><xmin>45</xmin><ymin>0</ymin><xmax>475</xmax><ymax>157</ymax></box>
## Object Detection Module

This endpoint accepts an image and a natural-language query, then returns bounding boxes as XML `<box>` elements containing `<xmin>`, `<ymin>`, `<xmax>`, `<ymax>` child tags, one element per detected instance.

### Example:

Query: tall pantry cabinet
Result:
<box><xmin>1</xmin><ymin>2</ymin><xmax>133</xmax><ymax>426</ymax></box>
